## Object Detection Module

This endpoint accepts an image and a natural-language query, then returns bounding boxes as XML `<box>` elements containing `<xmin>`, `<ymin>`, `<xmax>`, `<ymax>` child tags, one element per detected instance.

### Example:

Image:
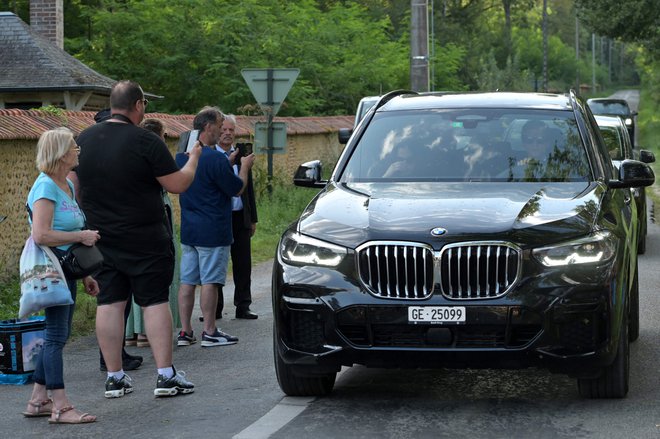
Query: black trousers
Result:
<box><xmin>217</xmin><ymin>209</ymin><xmax>252</xmax><ymax>313</ymax></box>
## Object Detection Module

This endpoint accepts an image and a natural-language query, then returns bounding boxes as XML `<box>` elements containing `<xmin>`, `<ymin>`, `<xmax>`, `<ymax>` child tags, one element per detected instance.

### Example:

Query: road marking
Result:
<box><xmin>233</xmin><ymin>396</ymin><xmax>315</xmax><ymax>439</ymax></box>
<box><xmin>233</xmin><ymin>367</ymin><xmax>350</xmax><ymax>438</ymax></box>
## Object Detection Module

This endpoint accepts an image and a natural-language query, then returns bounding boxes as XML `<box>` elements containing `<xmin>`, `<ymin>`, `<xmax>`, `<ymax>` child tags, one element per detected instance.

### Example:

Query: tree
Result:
<box><xmin>575</xmin><ymin>0</ymin><xmax>659</xmax><ymax>57</ymax></box>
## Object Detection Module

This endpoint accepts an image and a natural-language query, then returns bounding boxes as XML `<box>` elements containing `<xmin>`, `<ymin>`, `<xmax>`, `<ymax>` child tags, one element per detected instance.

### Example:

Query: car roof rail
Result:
<box><xmin>568</xmin><ymin>89</ymin><xmax>580</xmax><ymax>112</ymax></box>
<box><xmin>374</xmin><ymin>89</ymin><xmax>418</xmax><ymax>111</ymax></box>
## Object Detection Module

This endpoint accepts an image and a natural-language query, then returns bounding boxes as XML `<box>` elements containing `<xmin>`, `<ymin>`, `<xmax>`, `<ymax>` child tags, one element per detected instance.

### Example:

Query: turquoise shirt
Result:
<box><xmin>27</xmin><ymin>172</ymin><xmax>85</xmax><ymax>250</ymax></box>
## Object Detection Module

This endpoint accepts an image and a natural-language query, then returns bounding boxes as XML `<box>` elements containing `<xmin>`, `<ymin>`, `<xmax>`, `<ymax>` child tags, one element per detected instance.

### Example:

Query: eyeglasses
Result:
<box><xmin>142</xmin><ymin>98</ymin><xmax>149</xmax><ymax>107</ymax></box>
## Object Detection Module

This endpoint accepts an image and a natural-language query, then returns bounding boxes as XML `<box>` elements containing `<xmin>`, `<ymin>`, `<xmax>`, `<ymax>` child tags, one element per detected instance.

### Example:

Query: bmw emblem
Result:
<box><xmin>430</xmin><ymin>227</ymin><xmax>447</xmax><ymax>237</ymax></box>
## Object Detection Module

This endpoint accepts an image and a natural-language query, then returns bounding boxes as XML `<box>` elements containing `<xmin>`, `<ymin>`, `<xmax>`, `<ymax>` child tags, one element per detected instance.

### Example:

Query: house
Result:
<box><xmin>0</xmin><ymin>10</ymin><xmax>119</xmax><ymax>110</ymax></box>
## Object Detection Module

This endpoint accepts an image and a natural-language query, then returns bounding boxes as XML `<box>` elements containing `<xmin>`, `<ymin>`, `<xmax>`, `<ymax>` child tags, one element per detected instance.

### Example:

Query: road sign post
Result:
<box><xmin>242</xmin><ymin>68</ymin><xmax>299</xmax><ymax>193</ymax></box>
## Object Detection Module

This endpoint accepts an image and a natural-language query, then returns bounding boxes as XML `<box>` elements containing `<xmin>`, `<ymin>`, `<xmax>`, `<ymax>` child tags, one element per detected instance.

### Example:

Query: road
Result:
<box><xmin>4</xmin><ymin>223</ymin><xmax>659</xmax><ymax>439</ymax></box>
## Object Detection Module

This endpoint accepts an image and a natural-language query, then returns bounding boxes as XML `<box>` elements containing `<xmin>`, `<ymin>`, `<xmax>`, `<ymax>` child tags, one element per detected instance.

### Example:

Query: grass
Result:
<box><xmin>0</xmin><ymin>178</ymin><xmax>319</xmax><ymax>337</ymax></box>
<box><xmin>251</xmin><ymin>179</ymin><xmax>319</xmax><ymax>263</ymax></box>
<box><xmin>637</xmin><ymin>86</ymin><xmax>660</xmax><ymax>220</ymax></box>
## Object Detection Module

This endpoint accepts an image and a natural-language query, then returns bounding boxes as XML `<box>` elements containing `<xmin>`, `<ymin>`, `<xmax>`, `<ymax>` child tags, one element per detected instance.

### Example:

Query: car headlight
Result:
<box><xmin>280</xmin><ymin>230</ymin><xmax>347</xmax><ymax>267</ymax></box>
<box><xmin>532</xmin><ymin>231</ymin><xmax>615</xmax><ymax>267</ymax></box>
<box><xmin>624</xmin><ymin>117</ymin><xmax>633</xmax><ymax>126</ymax></box>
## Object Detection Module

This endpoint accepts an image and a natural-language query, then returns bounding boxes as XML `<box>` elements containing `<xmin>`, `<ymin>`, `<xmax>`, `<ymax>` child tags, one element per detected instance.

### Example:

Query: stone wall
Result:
<box><xmin>0</xmin><ymin>130</ymin><xmax>345</xmax><ymax>281</ymax></box>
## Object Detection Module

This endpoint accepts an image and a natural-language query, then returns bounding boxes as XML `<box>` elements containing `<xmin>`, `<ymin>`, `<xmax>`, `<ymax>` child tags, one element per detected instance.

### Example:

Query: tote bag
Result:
<box><xmin>18</xmin><ymin>236</ymin><xmax>73</xmax><ymax>319</ymax></box>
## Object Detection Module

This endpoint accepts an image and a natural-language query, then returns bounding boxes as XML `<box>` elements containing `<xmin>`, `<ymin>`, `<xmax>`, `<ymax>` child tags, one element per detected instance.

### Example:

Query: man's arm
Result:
<box><xmin>158</xmin><ymin>142</ymin><xmax>202</xmax><ymax>193</ymax></box>
<box><xmin>234</xmin><ymin>153</ymin><xmax>256</xmax><ymax>196</ymax></box>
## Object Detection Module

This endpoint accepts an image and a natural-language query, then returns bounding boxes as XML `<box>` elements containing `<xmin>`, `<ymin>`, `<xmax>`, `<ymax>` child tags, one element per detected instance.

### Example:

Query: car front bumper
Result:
<box><xmin>273</xmin><ymin>256</ymin><xmax>623</xmax><ymax>379</ymax></box>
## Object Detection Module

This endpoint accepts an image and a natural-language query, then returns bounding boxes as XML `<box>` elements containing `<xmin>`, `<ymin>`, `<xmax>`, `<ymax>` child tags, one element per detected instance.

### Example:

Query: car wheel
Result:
<box><xmin>629</xmin><ymin>263</ymin><xmax>640</xmax><ymax>342</ymax></box>
<box><xmin>273</xmin><ymin>333</ymin><xmax>336</xmax><ymax>396</ymax></box>
<box><xmin>577</xmin><ymin>310</ymin><xmax>629</xmax><ymax>399</ymax></box>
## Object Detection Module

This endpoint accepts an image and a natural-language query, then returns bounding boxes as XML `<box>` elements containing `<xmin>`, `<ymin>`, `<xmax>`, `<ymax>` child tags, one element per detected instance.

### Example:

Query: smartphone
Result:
<box><xmin>236</xmin><ymin>142</ymin><xmax>253</xmax><ymax>157</ymax></box>
<box><xmin>186</xmin><ymin>130</ymin><xmax>200</xmax><ymax>153</ymax></box>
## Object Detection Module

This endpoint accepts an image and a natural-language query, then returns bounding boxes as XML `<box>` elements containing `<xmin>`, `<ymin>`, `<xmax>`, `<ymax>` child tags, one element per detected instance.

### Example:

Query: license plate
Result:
<box><xmin>408</xmin><ymin>306</ymin><xmax>466</xmax><ymax>324</ymax></box>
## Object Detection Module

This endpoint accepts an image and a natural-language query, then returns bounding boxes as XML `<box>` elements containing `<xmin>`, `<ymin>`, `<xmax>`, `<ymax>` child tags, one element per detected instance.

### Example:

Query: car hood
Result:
<box><xmin>297</xmin><ymin>181</ymin><xmax>604</xmax><ymax>249</ymax></box>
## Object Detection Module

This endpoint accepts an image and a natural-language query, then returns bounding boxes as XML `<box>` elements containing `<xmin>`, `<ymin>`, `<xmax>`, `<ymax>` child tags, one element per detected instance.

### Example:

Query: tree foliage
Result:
<box><xmin>575</xmin><ymin>0</ymin><xmax>659</xmax><ymax>57</ymax></box>
<box><xmin>3</xmin><ymin>0</ymin><xmax>653</xmax><ymax>114</ymax></box>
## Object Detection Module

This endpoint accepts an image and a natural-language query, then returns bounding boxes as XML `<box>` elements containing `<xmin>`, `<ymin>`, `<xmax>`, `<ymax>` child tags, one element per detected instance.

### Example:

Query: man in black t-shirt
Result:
<box><xmin>76</xmin><ymin>80</ymin><xmax>202</xmax><ymax>399</ymax></box>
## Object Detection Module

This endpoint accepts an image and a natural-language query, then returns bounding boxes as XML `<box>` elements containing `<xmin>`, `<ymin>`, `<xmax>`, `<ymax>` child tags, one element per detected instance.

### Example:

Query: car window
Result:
<box><xmin>599</xmin><ymin>126</ymin><xmax>624</xmax><ymax>160</ymax></box>
<box><xmin>588</xmin><ymin>101</ymin><xmax>629</xmax><ymax>116</ymax></box>
<box><xmin>339</xmin><ymin>109</ymin><xmax>591</xmax><ymax>183</ymax></box>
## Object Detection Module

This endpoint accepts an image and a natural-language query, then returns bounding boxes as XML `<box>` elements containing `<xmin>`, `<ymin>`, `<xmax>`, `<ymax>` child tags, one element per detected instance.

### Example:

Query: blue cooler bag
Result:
<box><xmin>0</xmin><ymin>316</ymin><xmax>45</xmax><ymax>384</ymax></box>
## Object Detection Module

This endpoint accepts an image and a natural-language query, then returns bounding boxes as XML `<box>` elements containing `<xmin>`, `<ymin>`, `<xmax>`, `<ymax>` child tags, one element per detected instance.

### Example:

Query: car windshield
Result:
<box><xmin>339</xmin><ymin>109</ymin><xmax>591</xmax><ymax>183</ymax></box>
<box><xmin>588</xmin><ymin>101</ymin><xmax>629</xmax><ymax>116</ymax></box>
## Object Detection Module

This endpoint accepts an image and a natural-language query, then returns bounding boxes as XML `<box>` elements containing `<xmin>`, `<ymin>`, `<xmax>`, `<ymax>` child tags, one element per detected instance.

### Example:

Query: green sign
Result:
<box><xmin>254</xmin><ymin>122</ymin><xmax>287</xmax><ymax>153</ymax></box>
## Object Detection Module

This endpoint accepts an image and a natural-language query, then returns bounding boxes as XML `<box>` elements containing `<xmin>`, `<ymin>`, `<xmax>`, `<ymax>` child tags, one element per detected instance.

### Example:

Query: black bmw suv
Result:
<box><xmin>272</xmin><ymin>91</ymin><xmax>654</xmax><ymax>399</ymax></box>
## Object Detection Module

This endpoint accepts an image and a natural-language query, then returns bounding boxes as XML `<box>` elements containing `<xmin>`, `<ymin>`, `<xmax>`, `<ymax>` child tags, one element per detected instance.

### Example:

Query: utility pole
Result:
<box><xmin>410</xmin><ymin>0</ymin><xmax>429</xmax><ymax>92</ymax></box>
<box><xmin>542</xmin><ymin>0</ymin><xmax>548</xmax><ymax>92</ymax></box>
<box><xmin>575</xmin><ymin>14</ymin><xmax>580</xmax><ymax>92</ymax></box>
<box><xmin>592</xmin><ymin>33</ymin><xmax>596</xmax><ymax>94</ymax></box>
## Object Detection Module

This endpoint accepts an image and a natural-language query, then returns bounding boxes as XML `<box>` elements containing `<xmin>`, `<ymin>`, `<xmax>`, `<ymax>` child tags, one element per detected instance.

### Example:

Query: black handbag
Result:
<box><xmin>26</xmin><ymin>202</ymin><xmax>104</xmax><ymax>279</ymax></box>
<box><xmin>59</xmin><ymin>243</ymin><xmax>104</xmax><ymax>279</ymax></box>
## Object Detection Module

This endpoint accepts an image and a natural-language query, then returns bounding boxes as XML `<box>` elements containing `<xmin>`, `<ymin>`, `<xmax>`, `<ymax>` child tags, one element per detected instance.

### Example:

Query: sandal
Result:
<box><xmin>48</xmin><ymin>406</ymin><xmax>96</xmax><ymax>424</ymax></box>
<box><xmin>125</xmin><ymin>336</ymin><xmax>137</xmax><ymax>346</ymax></box>
<box><xmin>22</xmin><ymin>398</ymin><xmax>53</xmax><ymax>417</ymax></box>
<box><xmin>136</xmin><ymin>335</ymin><xmax>149</xmax><ymax>348</ymax></box>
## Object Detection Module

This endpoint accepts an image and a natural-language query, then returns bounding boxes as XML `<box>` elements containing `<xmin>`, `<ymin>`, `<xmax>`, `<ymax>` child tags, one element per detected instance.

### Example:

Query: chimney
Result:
<box><xmin>30</xmin><ymin>0</ymin><xmax>63</xmax><ymax>49</ymax></box>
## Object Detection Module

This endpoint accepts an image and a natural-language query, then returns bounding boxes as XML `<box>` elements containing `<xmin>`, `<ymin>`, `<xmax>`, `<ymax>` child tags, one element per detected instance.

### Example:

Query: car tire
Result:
<box><xmin>629</xmin><ymin>263</ymin><xmax>640</xmax><ymax>342</ymax></box>
<box><xmin>577</xmin><ymin>310</ymin><xmax>629</xmax><ymax>399</ymax></box>
<box><xmin>273</xmin><ymin>334</ymin><xmax>336</xmax><ymax>397</ymax></box>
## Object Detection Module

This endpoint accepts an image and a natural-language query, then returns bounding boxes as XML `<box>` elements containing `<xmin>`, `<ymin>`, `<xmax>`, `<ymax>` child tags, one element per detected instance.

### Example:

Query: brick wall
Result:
<box><xmin>29</xmin><ymin>0</ymin><xmax>63</xmax><ymax>49</ymax></box>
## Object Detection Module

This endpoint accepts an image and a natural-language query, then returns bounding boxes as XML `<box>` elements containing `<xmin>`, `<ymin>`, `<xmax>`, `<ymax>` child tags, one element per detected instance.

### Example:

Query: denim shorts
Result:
<box><xmin>180</xmin><ymin>244</ymin><xmax>230</xmax><ymax>285</ymax></box>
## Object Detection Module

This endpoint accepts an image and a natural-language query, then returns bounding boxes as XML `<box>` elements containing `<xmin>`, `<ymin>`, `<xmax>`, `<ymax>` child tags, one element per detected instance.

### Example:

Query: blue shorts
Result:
<box><xmin>180</xmin><ymin>244</ymin><xmax>230</xmax><ymax>286</ymax></box>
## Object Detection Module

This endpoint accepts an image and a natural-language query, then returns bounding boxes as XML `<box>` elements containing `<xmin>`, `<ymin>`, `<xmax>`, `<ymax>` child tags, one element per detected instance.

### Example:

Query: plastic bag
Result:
<box><xmin>18</xmin><ymin>237</ymin><xmax>73</xmax><ymax>319</ymax></box>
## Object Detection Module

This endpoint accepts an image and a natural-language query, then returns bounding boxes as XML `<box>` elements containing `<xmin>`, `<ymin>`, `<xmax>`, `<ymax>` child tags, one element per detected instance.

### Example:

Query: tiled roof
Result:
<box><xmin>0</xmin><ymin>109</ymin><xmax>355</xmax><ymax>139</ymax></box>
<box><xmin>0</xmin><ymin>12</ymin><xmax>116</xmax><ymax>93</ymax></box>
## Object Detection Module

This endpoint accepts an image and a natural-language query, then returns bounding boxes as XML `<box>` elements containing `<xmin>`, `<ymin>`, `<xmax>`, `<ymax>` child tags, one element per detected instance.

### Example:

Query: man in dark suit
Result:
<box><xmin>214</xmin><ymin>114</ymin><xmax>258</xmax><ymax>319</ymax></box>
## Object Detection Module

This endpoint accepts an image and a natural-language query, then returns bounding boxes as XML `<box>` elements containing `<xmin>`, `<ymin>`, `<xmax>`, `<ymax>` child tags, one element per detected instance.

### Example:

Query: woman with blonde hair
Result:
<box><xmin>23</xmin><ymin>127</ymin><xmax>99</xmax><ymax>424</ymax></box>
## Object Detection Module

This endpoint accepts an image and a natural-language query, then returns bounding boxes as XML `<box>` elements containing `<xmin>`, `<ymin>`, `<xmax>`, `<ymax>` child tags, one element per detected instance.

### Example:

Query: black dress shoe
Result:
<box><xmin>123</xmin><ymin>350</ymin><xmax>143</xmax><ymax>363</ymax></box>
<box><xmin>199</xmin><ymin>313</ymin><xmax>222</xmax><ymax>322</ymax></box>
<box><xmin>100</xmin><ymin>357</ymin><xmax>142</xmax><ymax>372</ymax></box>
<box><xmin>100</xmin><ymin>350</ymin><xmax>143</xmax><ymax>371</ymax></box>
<box><xmin>236</xmin><ymin>309</ymin><xmax>258</xmax><ymax>319</ymax></box>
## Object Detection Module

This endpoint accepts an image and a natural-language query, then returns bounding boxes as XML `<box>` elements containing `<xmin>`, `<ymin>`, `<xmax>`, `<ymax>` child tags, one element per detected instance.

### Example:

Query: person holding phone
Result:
<box><xmin>214</xmin><ymin>114</ymin><xmax>258</xmax><ymax>320</ymax></box>
<box><xmin>176</xmin><ymin>107</ymin><xmax>256</xmax><ymax>348</ymax></box>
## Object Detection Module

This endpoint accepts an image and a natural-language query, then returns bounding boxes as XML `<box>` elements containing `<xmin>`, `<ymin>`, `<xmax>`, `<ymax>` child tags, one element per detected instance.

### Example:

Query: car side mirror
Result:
<box><xmin>293</xmin><ymin>160</ymin><xmax>326</xmax><ymax>188</ymax></box>
<box><xmin>608</xmin><ymin>159</ymin><xmax>655</xmax><ymax>188</ymax></box>
<box><xmin>338</xmin><ymin>128</ymin><xmax>352</xmax><ymax>144</ymax></box>
<box><xmin>639</xmin><ymin>149</ymin><xmax>655</xmax><ymax>164</ymax></box>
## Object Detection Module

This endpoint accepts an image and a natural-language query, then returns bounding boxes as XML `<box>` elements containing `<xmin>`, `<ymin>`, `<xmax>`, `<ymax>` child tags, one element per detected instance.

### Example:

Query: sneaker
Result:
<box><xmin>154</xmin><ymin>367</ymin><xmax>195</xmax><ymax>397</ymax></box>
<box><xmin>104</xmin><ymin>374</ymin><xmax>133</xmax><ymax>398</ymax></box>
<box><xmin>201</xmin><ymin>329</ymin><xmax>238</xmax><ymax>347</ymax></box>
<box><xmin>177</xmin><ymin>330</ymin><xmax>197</xmax><ymax>346</ymax></box>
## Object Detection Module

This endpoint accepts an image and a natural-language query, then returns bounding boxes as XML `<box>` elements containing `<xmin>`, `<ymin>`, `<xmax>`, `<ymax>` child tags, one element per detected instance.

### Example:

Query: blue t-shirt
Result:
<box><xmin>27</xmin><ymin>173</ymin><xmax>85</xmax><ymax>250</ymax></box>
<box><xmin>176</xmin><ymin>148</ymin><xmax>244</xmax><ymax>247</ymax></box>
